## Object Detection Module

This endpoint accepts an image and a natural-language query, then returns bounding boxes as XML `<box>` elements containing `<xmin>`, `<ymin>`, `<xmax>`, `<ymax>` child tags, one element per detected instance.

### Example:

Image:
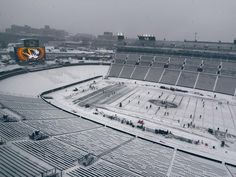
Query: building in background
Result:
<box><xmin>0</xmin><ymin>25</ymin><xmax>68</xmax><ymax>47</ymax></box>
<box><xmin>92</xmin><ymin>32</ymin><xmax>117</xmax><ymax>49</ymax></box>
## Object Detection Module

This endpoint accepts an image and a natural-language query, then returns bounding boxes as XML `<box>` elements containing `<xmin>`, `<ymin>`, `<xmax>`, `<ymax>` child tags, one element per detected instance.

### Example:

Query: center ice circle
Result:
<box><xmin>148</xmin><ymin>99</ymin><xmax>178</xmax><ymax>108</ymax></box>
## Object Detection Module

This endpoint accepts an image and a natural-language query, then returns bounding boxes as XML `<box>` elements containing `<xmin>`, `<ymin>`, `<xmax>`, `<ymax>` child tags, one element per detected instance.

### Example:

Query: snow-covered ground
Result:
<box><xmin>0</xmin><ymin>65</ymin><xmax>109</xmax><ymax>97</ymax></box>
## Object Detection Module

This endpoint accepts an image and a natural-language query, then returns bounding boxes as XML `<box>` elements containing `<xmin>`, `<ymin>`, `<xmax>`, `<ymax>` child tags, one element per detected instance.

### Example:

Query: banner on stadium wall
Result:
<box><xmin>14</xmin><ymin>47</ymin><xmax>45</xmax><ymax>62</ymax></box>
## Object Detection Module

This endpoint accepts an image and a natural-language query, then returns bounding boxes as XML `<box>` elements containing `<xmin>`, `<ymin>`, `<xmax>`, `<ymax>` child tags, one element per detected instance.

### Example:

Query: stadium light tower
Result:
<box><xmin>117</xmin><ymin>33</ymin><xmax>125</xmax><ymax>41</ymax></box>
<box><xmin>194</xmin><ymin>32</ymin><xmax>198</xmax><ymax>42</ymax></box>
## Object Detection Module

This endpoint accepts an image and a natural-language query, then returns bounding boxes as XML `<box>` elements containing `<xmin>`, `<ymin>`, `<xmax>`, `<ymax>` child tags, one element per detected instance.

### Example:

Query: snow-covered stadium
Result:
<box><xmin>1</xmin><ymin>48</ymin><xmax>236</xmax><ymax>177</ymax></box>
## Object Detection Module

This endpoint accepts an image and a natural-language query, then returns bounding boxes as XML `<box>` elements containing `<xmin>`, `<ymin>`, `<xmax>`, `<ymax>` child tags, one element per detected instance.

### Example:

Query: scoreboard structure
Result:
<box><xmin>137</xmin><ymin>34</ymin><xmax>156</xmax><ymax>47</ymax></box>
<box><xmin>14</xmin><ymin>39</ymin><xmax>46</xmax><ymax>64</ymax></box>
<box><xmin>138</xmin><ymin>34</ymin><xmax>156</xmax><ymax>41</ymax></box>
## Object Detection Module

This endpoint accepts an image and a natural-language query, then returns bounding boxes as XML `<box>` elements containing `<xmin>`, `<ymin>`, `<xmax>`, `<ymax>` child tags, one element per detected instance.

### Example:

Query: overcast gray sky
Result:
<box><xmin>0</xmin><ymin>0</ymin><xmax>236</xmax><ymax>42</ymax></box>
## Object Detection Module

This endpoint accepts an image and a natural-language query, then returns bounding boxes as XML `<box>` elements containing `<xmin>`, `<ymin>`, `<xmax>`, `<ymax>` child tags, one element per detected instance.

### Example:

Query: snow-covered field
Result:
<box><xmin>46</xmin><ymin>77</ymin><xmax>236</xmax><ymax>166</ymax></box>
<box><xmin>0</xmin><ymin>65</ymin><xmax>109</xmax><ymax>97</ymax></box>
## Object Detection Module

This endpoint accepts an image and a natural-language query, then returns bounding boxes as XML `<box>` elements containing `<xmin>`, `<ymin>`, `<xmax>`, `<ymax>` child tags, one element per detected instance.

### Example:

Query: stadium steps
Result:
<box><xmin>193</xmin><ymin>72</ymin><xmax>200</xmax><ymax>89</ymax></box>
<box><xmin>167</xmin><ymin>148</ymin><xmax>177</xmax><ymax>177</ymax></box>
<box><xmin>158</xmin><ymin>68</ymin><xmax>166</xmax><ymax>82</ymax></box>
<box><xmin>97</xmin><ymin>137</ymin><xmax>135</xmax><ymax>158</ymax></box>
<box><xmin>144</xmin><ymin>67</ymin><xmax>151</xmax><ymax>80</ymax></box>
<box><xmin>130</xmin><ymin>66</ymin><xmax>137</xmax><ymax>79</ymax></box>
<box><xmin>106</xmin><ymin>63</ymin><xmax>112</xmax><ymax>76</ymax></box>
<box><xmin>175</xmin><ymin>70</ymin><xmax>182</xmax><ymax>86</ymax></box>
<box><xmin>213</xmin><ymin>75</ymin><xmax>219</xmax><ymax>92</ymax></box>
<box><xmin>118</xmin><ymin>65</ymin><xmax>125</xmax><ymax>78</ymax></box>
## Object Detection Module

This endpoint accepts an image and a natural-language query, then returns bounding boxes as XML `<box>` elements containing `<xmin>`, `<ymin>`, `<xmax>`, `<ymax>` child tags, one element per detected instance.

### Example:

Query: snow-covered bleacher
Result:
<box><xmin>169</xmin><ymin>57</ymin><xmax>185</xmax><ymax>65</ymax></box>
<box><xmin>0</xmin><ymin>94</ymin><xmax>44</xmax><ymax>103</ymax></box>
<box><xmin>185</xmin><ymin>58</ymin><xmax>202</xmax><ymax>66</ymax></box>
<box><xmin>126</xmin><ymin>54</ymin><xmax>140</xmax><ymax>65</ymax></box>
<box><xmin>114</xmin><ymin>53</ymin><xmax>127</xmax><ymax>64</ymax></box>
<box><xmin>170</xmin><ymin>151</ymin><xmax>229</xmax><ymax>177</ymax></box>
<box><xmin>0</xmin><ymin>99</ymin><xmax>56</xmax><ymax>110</ymax></box>
<box><xmin>127</xmin><ymin>53</ymin><xmax>140</xmax><ymax>61</ymax></box>
<box><xmin>119</xmin><ymin>65</ymin><xmax>135</xmax><ymax>78</ymax></box>
<box><xmin>13</xmin><ymin>138</ymin><xmax>87</xmax><ymax>170</ymax></box>
<box><xmin>126</xmin><ymin>60</ymin><xmax>137</xmax><ymax>65</ymax></box>
<box><xmin>215</xmin><ymin>75</ymin><xmax>236</xmax><ymax>95</ymax></box>
<box><xmin>0</xmin><ymin>122</ymin><xmax>35</xmax><ymax>141</ymax></box>
<box><xmin>131</xmin><ymin>66</ymin><xmax>149</xmax><ymax>80</ymax></box>
<box><xmin>15</xmin><ymin>109</ymin><xmax>78</xmax><ymax>120</ymax></box>
<box><xmin>57</xmin><ymin>127</ymin><xmax>133</xmax><ymax>156</ymax></box>
<box><xmin>67</xmin><ymin>160</ymin><xmax>140</xmax><ymax>177</ymax></box>
<box><xmin>160</xmin><ymin>69</ymin><xmax>180</xmax><ymax>85</ymax></box>
<box><xmin>139</xmin><ymin>61</ymin><xmax>152</xmax><ymax>66</ymax></box>
<box><xmin>177</xmin><ymin>71</ymin><xmax>198</xmax><ymax>88</ymax></box>
<box><xmin>152</xmin><ymin>61</ymin><xmax>166</xmax><ymax>68</ymax></box>
<box><xmin>114</xmin><ymin>59</ymin><xmax>125</xmax><ymax>64</ymax></box>
<box><xmin>102</xmin><ymin>138</ymin><xmax>174</xmax><ymax>177</ymax></box>
<box><xmin>221</xmin><ymin>69</ymin><xmax>236</xmax><ymax>77</ymax></box>
<box><xmin>202</xmin><ymin>67</ymin><xmax>219</xmax><ymax>74</ymax></box>
<box><xmin>139</xmin><ymin>55</ymin><xmax>153</xmax><ymax>66</ymax></box>
<box><xmin>183</xmin><ymin>65</ymin><xmax>198</xmax><ymax>72</ymax></box>
<box><xmin>0</xmin><ymin>94</ymin><xmax>77</xmax><ymax>120</ymax></box>
<box><xmin>168</xmin><ymin>63</ymin><xmax>183</xmax><ymax>70</ymax></box>
<box><xmin>109</xmin><ymin>53</ymin><xmax>236</xmax><ymax>95</ymax></box>
<box><xmin>25</xmin><ymin>118</ymin><xmax>101</xmax><ymax>135</ymax></box>
<box><xmin>155</xmin><ymin>55</ymin><xmax>169</xmax><ymax>63</ymax></box>
<box><xmin>222</xmin><ymin>61</ymin><xmax>236</xmax><ymax>71</ymax></box>
<box><xmin>115</xmin><ymin>53</ymin><xmax>127</xmax><ymax>60</ymax></box>
<box><xmin>145</xmin><ymin>67</ymin><xmax>164</xmax><ymax>82</ymax></box>
<box><xmin>183</xmin><ymin>57</ymin><xmax>202</xmax><ymax>71</ymax></box>
<box><xmin>140</xmin><ymin>55</ymin><xmax>154</xmax><ymax>62</ymax></box>
<box><xmin>0</xmin><ymin>146</ymin><xmax>54</xmax><ymax>177</ymax></box>
<box><xmin>203</xmin><ymin>59</ymin><xmax>221</xmax><ymax>68</ymax></box>
<box><xmin>109</xmin><ymin>64</ymin><xmax>123</xmax><ymax>77</ymax></box>
<box><xmin>195</xmin><ymin>73</ymin><xmax>217</xmax><ymax>91</ymax></box>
